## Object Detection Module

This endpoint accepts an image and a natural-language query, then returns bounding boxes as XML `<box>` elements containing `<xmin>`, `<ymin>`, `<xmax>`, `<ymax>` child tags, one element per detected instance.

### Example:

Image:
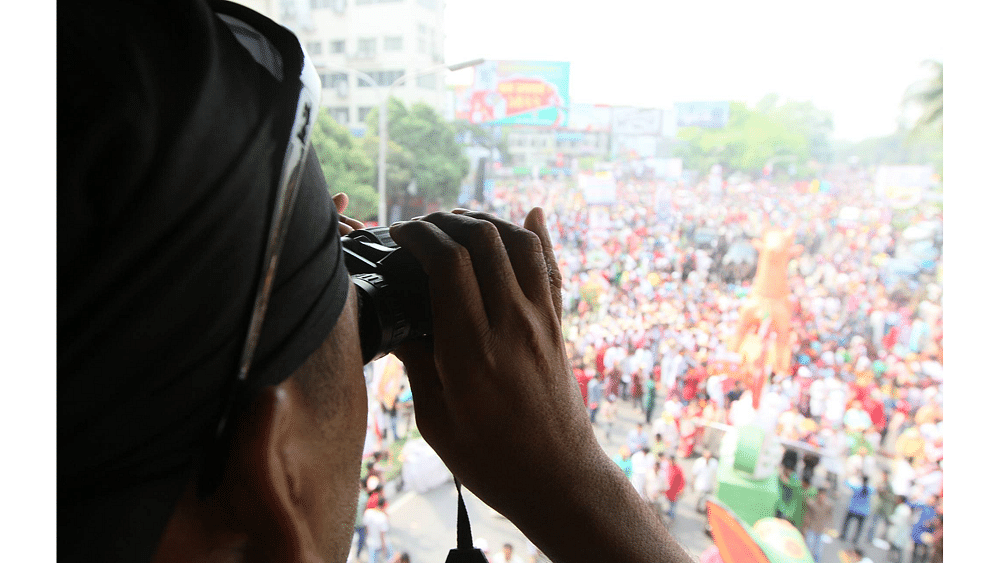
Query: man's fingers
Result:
<box><xmin>332</xmin><ymin>192</ymin><xmax>349</xmax><ymax>214</ymax></box>
<box><xmin>342</xmin><ymin>216</ymin><xmax>365</xmax><ymax>230</ymax></box>
<box><xmin>524</xmin><ymin>207</ymin><xmax>563</xmax><ymax>317</ymax></box>
<box><xmin>416</xmin><ymin>211</ymin><xmax>523</xmax><ymax>324</ymax></box>
<box><xmin>452</xmin><ymin>209</ymin><xmax>551</xmax><ymax>309</ymax></box>
<box><xmin>392</xmin><ymin>340</ymin><xmax>449</xmax><ymax>441</ymax></box>
<box><xmin>332</xmin><ymin>192</ymin><xmax>366</xmax><ymax>232</ymax></box>
<box><xmin>388</xmin><ymin>219</ymin><xmax>490</xmax><ymax>354</ymax></box>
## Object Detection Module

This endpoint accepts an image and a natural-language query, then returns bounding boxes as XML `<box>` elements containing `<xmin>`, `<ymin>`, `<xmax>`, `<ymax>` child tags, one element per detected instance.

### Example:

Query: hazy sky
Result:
<box><xmin>443</xmin><ymin>0</ymin><xmax>943</xmax><ymax>142</ymax></box>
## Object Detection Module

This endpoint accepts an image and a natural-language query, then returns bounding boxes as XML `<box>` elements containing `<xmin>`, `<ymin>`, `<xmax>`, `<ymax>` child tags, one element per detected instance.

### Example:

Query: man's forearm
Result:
<box><xmin>502</xmin><ymin>443</ymin><xmax>694</xmax><ymax>563</ymax></box>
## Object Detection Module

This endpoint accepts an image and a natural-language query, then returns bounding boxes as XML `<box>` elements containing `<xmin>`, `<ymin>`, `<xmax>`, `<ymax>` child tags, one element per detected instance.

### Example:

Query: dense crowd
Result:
<box><xmin>354</xmin><ymin>168</ymin><xmax>943</xmax><ymax>563</ymax></box>
<box><xmin>479</xmin><ymin>168</ymin><xmax>944</xmax><ymax>563</ymax></box>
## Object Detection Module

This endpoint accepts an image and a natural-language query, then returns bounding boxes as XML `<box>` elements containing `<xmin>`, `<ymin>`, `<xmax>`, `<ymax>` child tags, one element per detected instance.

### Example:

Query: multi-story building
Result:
<box><xmin>233</xmin><ymin>0</ymin><xmax>448</xmax><ymax>132</ymax></box>
<box><xmin>505</xmin><ymin>128</ymin><xmax>611</xmax><ymax>169</ymax></box>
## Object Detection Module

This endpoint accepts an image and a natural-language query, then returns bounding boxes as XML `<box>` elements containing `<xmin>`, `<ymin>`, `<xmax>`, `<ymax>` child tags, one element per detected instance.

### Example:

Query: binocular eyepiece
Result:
<box><xmin>342</xmin><ymin>228</ymin><xmax>432</xmax><ymax>364</ymax></box>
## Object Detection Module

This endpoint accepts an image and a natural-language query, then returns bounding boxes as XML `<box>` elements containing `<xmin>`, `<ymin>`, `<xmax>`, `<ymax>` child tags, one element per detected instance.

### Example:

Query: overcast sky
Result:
<box><xmin>443</xmin><ymin>0</ymin><xmax>943</xmax><ymax>142</ymax></box>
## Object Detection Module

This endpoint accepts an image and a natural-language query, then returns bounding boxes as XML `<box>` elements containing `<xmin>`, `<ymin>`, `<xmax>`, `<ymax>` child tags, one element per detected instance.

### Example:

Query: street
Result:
<box><xmin>370</xmin><ymin>403</ymin><xmax>905</xmax><ymax>563</ymax></box>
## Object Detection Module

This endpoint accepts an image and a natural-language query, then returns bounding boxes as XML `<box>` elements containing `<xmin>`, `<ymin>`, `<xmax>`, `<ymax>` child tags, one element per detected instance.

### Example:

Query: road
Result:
<box><xmin>362</xmin><ymin>403</ymin><xmax>907</xmax><ymax>563</ymax></box>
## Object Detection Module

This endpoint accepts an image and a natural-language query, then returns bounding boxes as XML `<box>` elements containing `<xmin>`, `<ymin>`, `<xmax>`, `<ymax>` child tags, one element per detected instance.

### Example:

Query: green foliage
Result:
<box><xmin>311</xmin><ymin>109</ymin><xmax>378</xmax><ymax>221</ymax></box>
<box><xmin>576</xmin><ymin>156</ymin><xmax>598</xmax><ymax>172</ymax></box>
<box><xmin>836</xmin><ymin>127</ymin><xmax>942</xmax><ymax>176</ymax></box>
<box><xmin>905</xmin><ymin>60</ymin><xmax>943</xmax><ymax>137</ymax></box>
<box><xmin>453</xmin><ymin>120</ymin><xmax>511</xmax><ymax>164</ymax></box>
<box><xmin>672</xmin><ymin>97</ymin><xmax>832</xmax><ymax>178</ymax></box>
<box><xmin>830</xmin><ymin>62</ymin><xmax>943</xmax><ymax>177</ymax></box>
<box><xmin>364</xmin><ymin>98</ymin><xmax>471</xmax><ymax>208</ymax></box>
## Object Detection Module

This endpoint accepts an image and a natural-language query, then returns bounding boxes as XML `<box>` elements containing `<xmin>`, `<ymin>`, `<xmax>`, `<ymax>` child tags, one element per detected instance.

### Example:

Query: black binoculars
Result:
<box><xmin>342</xmin><ymin>227</ymin><xmax>432</xmax><ymax>364</ymax></box>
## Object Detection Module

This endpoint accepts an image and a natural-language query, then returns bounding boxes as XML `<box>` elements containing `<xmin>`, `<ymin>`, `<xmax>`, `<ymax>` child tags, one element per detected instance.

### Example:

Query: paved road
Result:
<box><xmin>362</xmin><ymin>404</ymin><xmax>908</xmax><ymax>563</ymax></box>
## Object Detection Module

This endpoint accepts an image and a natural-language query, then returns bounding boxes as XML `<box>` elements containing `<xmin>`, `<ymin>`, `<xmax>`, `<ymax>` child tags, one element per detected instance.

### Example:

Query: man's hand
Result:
<box><xmin>332</xmin><ymin>192</ymin><xmax>366</xmax><ymax>235</ymax></box>
<box><xmin>387</xmin><ymin>209</ymin><xmax>693</xmax><ymax>562</ymax></box>
<box><xmin>388</xmin><ymin>208</ymin><xmax>590</xmax><ymax>511</ymax></box>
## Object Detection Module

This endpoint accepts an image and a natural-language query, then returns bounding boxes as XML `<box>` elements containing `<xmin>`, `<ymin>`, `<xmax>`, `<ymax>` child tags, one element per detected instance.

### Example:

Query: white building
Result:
<box><xmin>506</xmin><ymin>128</ymin><xmax>610</xmax><ymax>169</ymax></box>
<box><xmin>232</xmin><ymin>0</ymin><xmax>448</xmax><ymax>131</ymax></box>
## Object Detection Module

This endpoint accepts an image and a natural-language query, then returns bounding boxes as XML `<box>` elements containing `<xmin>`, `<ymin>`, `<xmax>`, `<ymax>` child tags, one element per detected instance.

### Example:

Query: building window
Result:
<box><xmin>329</xmin><ymin>39</ymin><xmax>345</xmax><ymax>54</ymax></box>
<box><xmin>358</xmin><ymin>106</ymin><xmax>374</xmax><ymax>122</ymax></box>
<box><xmin>417</xmin><ymin>37</ymin><xmax>427</xmax><ymax>53</ymax></box>
<box><xmin>357</xmin><ymin>37</ymin><xmax>376</xmax><ymax>56</ymax></box>
<box><xmin>358</xmin><ymin>0</ymin><xmax>402</xmax><ymax>4</ymax></box>
<box><xmin>416</xmin><ymin>74</ymin><xmax>436</xmax><ymax>90</ymax></box>
<box><xmin>384</xmin><ymin>36</ymin><xmax>403</xmax><ymax>51</ymax></box>
<box><xmin>320</xmin><ymin>72</ymin><xmax>348</xmax><ymax>88</ymax></box>
<box><xmin>328</xmin><ymin>107</ymin><xmax>350</xmax><ymax>124</ymax></box>
<box><xmin>357</xmin><ymin>70</ymin><xmax>405</xmax><ymax>87</ymax></box>
<box><xmin>306</xmin><ymin>41</ymin><xmax>322</xmax><ymax>56</ymax></box>
<box><xmin>417</xmin><ymin>23</ymin><xmax>427</xmax><ymax>34</ymax></box>
<box><xmin>417</xmin><ymin>0</ymin><xmax>437</xmax><ymax>9</ymax></box>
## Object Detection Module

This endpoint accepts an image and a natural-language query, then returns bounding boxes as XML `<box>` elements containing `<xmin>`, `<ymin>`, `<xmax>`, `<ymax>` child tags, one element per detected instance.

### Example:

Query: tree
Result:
<box><xmin>904</xmin><ymin>60</ymin><xmax>943</xmax><ymax>137</ymax></box>
<box><xmin>673</xmin><ymin>99</ymin><xmax>818</xmax><ymax>178</ymax></box>
<box><xmin>453</xmin><ymin>120</ymin><xmax>511</xmax><ymax>164</ymax></box>
<box><xmin>836</xmin><ymin>127</ymin><xmax>942</xmax><ymax>176</ymax></box>
<box><xmin>365</xmin><ymin>98</ymin><xmax>470</xmax><ymax>213</ymax></box>
<box><xmin>311</xmin><ymin>109</ymin><xmax>378</xmax><ymax>221</ymax></box>
<box><xmin>832</xmin><ymin>62</ymin><xmax>943</xmax><ymax>176</ymax></box>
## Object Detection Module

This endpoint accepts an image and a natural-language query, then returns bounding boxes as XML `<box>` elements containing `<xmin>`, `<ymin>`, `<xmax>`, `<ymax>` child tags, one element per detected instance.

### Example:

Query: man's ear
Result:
<box><xmin>222</xmin><ymin>386</ymin><xmax>316</xmax><ymax>563</ymax></box>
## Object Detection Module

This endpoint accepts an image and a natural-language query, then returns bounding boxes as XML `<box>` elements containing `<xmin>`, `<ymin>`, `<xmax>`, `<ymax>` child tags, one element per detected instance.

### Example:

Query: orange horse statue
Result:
<box><xmin>730</xmin><ymin>227</ymin><xmax>803</xmax><ymax>408</ymax></box>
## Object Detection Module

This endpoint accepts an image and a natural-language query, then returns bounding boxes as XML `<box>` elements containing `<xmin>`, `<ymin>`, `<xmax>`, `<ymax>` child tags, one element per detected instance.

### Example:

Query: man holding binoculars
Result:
<box><xmin>58</xmin><ymin>1</ymin><xmax>693</xmax><ymax>562</ymax></box>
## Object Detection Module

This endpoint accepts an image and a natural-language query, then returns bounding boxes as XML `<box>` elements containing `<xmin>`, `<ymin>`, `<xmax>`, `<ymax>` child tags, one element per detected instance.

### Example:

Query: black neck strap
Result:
<box><xmin>444</xmin><ymin>478</ymin><xmax>490</xmax><ymax>563</ymax></box>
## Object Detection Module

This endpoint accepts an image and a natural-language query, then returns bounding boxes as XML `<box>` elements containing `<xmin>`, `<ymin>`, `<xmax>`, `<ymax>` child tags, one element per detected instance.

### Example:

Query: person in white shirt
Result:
<box><xmin>630</xmin><ymin>447</ymin><xmax>652</xmax><ymax>500</ymax></box>
<box><xmin>821</xmin><ymin>426</ymin><xmax>847</xmax><ymax>497</ymax></box>
<box><xmin>890</xmin><ymin>456</ymin><xmax>917</xmax><ymax>499</ymax></box>
<box><xmin>810</xmin><ymin>376</ymin><xmax>828</xmax><ymax>421</ymax></box>
<box><xmin>914</xmin><ymin>460</ymin><xmax>942</xmax><ymax>498</ymax></box>
<box><xmin>604</xmin><ymin>344</ymin><xmax>627</xmax><ymax>377</ymax></box>
<box><xmin>825</xmin><ymin>378</ymin><xmax>847</xmax><ymax>428</ymax></box>
<box><xmin>364</xmin><ymin>496</ymin><xmax>393</xmax><ymax>563</ymax></box>
<box><xmin>690</xmin><ymin>449</ymin><xmax>719</xmax><ymax>514</ymax></box>
<box><xmin>885</xmin><ymin>495</ymin><xmax>912</xmax><ymax>562</ymax></box>
<box><xmin>706</xmin><ymin>374</ymin><xmax>725</xmax><ymax>409</ymax></box>
<box><xmin>492</xmin><ymin>542</ymin><xmax>525</xmax><ymax>563</ymax></box>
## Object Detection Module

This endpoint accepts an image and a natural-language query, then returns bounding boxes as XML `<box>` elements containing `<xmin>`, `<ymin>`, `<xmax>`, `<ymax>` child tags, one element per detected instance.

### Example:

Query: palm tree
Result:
<box><xmin>904</xmin><ymin>60</ymin><xmax>943</xmax><ymax>135</ymax></box>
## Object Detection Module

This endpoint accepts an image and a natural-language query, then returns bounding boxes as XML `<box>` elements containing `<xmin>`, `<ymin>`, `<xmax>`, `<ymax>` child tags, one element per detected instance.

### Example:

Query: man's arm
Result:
<box><xmin>390</xmin><ymin>209</ymin><xmax>693</xmax><ymax>563</ymax></box>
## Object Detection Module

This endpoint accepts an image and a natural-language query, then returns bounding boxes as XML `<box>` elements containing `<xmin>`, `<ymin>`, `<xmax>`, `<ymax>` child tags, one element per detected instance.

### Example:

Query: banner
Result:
<box><xmin>567</xmin><ymin>103</ymin><xmax>612</xmax><ymax>132</ymax></box>
<box><xmin>578</xmin><ymin>169</ymin><xmax>617</xmax><ymax>205</ymax></box>
<box><xmin>611</xmin><ymin>106</ymin><xmax>663</xmax><ymax>136</ymax></box>
<box><xmin>874</xmin><ymin>165</ymin><xmax>933</xmax><ymax>209</ymax></box>
<box><xmin>456</xmin><ymin>60</ymin><xmax>570</xmax><ymax>126</ymax></box>
<box><xmin>675</xmin><ymin>101</ymin><xmax>730</xmax><ymax>129</ymax></box>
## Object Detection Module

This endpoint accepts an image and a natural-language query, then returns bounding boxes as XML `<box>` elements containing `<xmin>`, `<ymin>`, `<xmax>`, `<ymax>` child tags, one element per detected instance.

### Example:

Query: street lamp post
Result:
<box><xmin>377</xmin><ymin>58</ymin><xmax>483</xmax><ymax>225</ymax></box>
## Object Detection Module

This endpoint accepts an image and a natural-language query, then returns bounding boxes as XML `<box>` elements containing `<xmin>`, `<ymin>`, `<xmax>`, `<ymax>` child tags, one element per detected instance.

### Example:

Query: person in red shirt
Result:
<box><xmin>595</xmin><ymin>344</ymin><xmax>608</xmax><ymax>378</ymax></box>
<box><xmin>664</xmin><ymin>456</ymin><xmax>686</xmax><ymax>523</ymax></box>
<box><xmin>574</xmin><ymin>361</ymin><xmax>591</xmax><ymax>404</ymax></box>
<box><xmin>863</xmin><ymin>392</ymin><xmax>886</xmax><ymax>434</ymax></box>
<box><xmin>682</xmin><ymin>364</ymin><xmax>700</xmax><ymax>405</ymax></box>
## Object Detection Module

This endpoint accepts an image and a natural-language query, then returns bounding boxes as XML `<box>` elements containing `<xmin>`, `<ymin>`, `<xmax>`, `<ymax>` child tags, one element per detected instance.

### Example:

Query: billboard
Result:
<box><xmin>874</xmin><ymin>165</ymin><xmax>934</xmax><ymax>209</ymax></box>
<box><xmin>675</xmin><ymin>101</ymin><xmax>730</xmax><ymax>129</ymax></box>
<box><xmin>611</xmin><ymin>106</ymin><xmax>663</xmax><ymax>136</ymax></box>
<box><xmin>454</xmin><ymin>60</ymin><xmax>570</xmax><ymax>126</ymax></box>
<box><xmin>567</xmin><ymin>103</ymin><xmax>612</xmax><ymax>132</ymax></box>
<box><xmin>578</xmin><ymin>169</ymin><xmax>617</xmax><ymax>205</ymax></box>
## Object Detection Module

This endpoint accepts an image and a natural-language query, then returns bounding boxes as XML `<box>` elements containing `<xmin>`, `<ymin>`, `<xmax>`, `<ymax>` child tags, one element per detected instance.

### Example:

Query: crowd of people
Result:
<box><xmin>474</xmin><ymin>166</ymin><xmax>944</xmax><ymax>563</ymax></box>
<box><xmin>352</xmin><ymin>166</ymin><xmax>944</xmax><ymax>563</ymax></box>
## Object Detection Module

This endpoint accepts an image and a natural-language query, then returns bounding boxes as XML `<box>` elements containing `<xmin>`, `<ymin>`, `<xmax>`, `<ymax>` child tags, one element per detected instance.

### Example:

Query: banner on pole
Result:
<box><xmin>453</xmin><ymin>60</ymin><xmax>570</xmax><ymax>126</ymax></box>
